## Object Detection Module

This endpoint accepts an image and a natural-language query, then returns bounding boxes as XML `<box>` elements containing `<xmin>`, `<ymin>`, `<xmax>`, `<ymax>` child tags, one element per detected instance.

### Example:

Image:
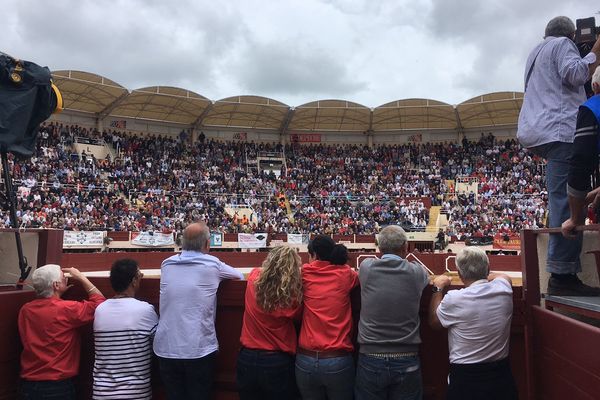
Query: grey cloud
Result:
<box><xmin>230</xmin><ymin>37</ymin><xmax>368</xmax><ymax>98</ymax></box>
<box><xmin>9</xmin><ymin>0</ymin><xmax>248</xmax><ymax>93</ymax></box>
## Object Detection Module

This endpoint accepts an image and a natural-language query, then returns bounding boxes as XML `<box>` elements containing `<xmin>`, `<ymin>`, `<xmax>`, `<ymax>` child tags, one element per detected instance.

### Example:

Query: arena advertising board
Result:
<box><xmin>287</xmin><ymin>233</ymin><xmax>309</xmax><ymax>245</ymax></box>
<box><xmin>238</xmin><ymin>233</ymin><xmax>268</xmax><ymax>249</ymax></box>
<box><xmin>210</xmin><ymin>232</ymin><xmax>223</xmax><ymax>247</ymax></box>
<box><xmin>492</xmin><ymin>234</ymin><xmax>521</xmax><ymax>250</ymax></box>
<box><xmin>290</xmin><ymin>133</ymin><xmax>321</xmax><ymax>143</ymax></box>
<box><xmin>131</xmin><ymin>232</ymin><xmax>175</xmax><ymax>247</ymax></box>
<box><xmin>63</xmin><ymin>231</ymin><xmax>105</xmax><ymax>247</ymax></box>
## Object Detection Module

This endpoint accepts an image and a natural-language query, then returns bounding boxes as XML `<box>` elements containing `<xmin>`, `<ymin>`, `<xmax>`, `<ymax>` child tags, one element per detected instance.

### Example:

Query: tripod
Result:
<box><xmin>1</xmin><ymin>150</ymin><xmax>31</xmax><ymax>287</ymax></box>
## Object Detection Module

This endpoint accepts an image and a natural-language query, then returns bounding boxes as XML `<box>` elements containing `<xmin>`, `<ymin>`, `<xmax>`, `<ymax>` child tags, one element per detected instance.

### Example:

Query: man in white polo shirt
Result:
<box><xmin>428</xmin><ymin>247</ymin><xmax>517</xmax><ymax>400</ymax></box>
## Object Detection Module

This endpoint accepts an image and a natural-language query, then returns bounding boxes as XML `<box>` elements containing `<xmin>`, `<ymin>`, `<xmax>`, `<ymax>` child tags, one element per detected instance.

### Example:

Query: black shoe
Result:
<box><xmin>547</xmin><ymin>276</ymin><xmax>600</xmax><ymax>296</ymax></box>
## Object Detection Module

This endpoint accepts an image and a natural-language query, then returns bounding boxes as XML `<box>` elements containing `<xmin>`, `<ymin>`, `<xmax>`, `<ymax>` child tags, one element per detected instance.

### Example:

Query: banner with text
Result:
<box><xmin>131</xmin><ymin>232</ymin><xmax>175</xmax><ymax>247</ymax></box>
<box><xmin>287</xmin><ymin>233</ymin><xmax>310</xmax><ymax>245</ymax></box>
<box><xmin>63</xmin><ymin>231</ymin><xmax>105</xmax><ymax>247</ymax></box>
<box><xmin>210</xmin><ymin>232</ymin><xmax>223</xmax><ymax>247</ymax></box>
<box><xmin>238</xmin><ymin>233</ymin><xmax>268</xmax><ymax>249</ymax></box>
<box><xmin>492</xmin><ymin>234</ymin><xmax>521</xmax><ymax>250</ymax></box>
<box><xmin>233</xmin><ymin>132</ymin><xmax>247</xmax><ymax>141</ymax></box>
<box><xmin>290</xmin><ymin>133</ymin><xmax>321</xmax><ymax>143</ymax></box>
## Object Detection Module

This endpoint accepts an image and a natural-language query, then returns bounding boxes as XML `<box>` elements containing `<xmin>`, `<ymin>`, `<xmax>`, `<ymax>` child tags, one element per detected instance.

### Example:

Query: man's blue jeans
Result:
<box><xmin>295</xmin><ymin>353</ymin><xmax>355</xmax><ymax>400</ymax></box>
<box><xmin>355</xmin><ymin>353</ymin><xmax>422</xmax><ymax>400</ymax></box>
<box><xmin>21</xmin><ymin>379</ymin><xmax>76</xmax><ymax>400</ymax></box>
<box><xmin>531</xmin><ymin>142</ymin><xmax>582</xmax><ymax>274</ymax></box>
<box><xmin>236</xmin><ymin>347</ymin><xmax>297</xmax><ymax>400</ymax></box>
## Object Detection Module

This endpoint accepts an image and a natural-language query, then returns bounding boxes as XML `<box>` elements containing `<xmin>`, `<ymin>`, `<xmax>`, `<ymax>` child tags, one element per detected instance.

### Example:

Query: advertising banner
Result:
<box><xmin>210</xmin><ymin>232</ymin><xmax>223</xmax><ymax>247</ymax></box>
<box><xmin>131</xmin><ymin>232</ymin><xmax>175</xmax><ymax>247</ymax></box>
<box><xmin>238</xmin><ymin>233</ymin><xmax>268</xmax><ymax>249</ymax></box>
<box><xmin>63</xmin><ymin>231</ymin><xmax>105</xmax><ymax>247</ymax></box>
<box><xmin>493</xmin><ymin>234</ymin><xmax>521</xmax><ymax>250</ymax></box>
<box><xmin>287</xmin><ymin>233</ymin><xmax>309</xmax><ymax>245</ymax></box>
<box><xmin>290</xmin><ymin>133</ymin><xmax>321</xmax><ymax>143</ymax></box>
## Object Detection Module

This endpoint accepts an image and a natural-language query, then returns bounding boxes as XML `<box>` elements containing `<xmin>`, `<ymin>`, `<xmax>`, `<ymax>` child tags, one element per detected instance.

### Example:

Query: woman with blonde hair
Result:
<box><xmin>236</xmin><ymin>245</ymin><xmax>303</xmax><ymax>400</ymax></box>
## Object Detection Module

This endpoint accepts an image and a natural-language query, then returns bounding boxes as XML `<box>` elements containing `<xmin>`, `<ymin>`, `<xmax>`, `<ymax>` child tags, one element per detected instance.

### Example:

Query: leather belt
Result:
<box><xmin>365</xmin><ymin>352</ymin><xmax>419</xmax><ymax>359</ymax></box>
<box><xmin>297</xmin><ymin>347</ymin><xmax>350</xmax><ymax>359</ymax></box>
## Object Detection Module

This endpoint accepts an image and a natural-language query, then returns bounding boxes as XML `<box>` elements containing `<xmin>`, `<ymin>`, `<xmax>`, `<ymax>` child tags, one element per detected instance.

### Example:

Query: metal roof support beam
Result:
<box><xmin>453</xmin><ymin>106</ymin><xmax>465</xmax><ymax>141</ymax></box>
<box><xmin>279</xmin><ymin>108</ymin><xmax>295</xmax><ymax>144</ymax></box>
<box><xmin>192</xmin><ymin>102</ymin><xmax>215</xmax><ymax>131</ymax></box>
<box><xmin>97</xmin><ymin>91</ymin><xmax>130</xmax><ymax>120</ymax></box>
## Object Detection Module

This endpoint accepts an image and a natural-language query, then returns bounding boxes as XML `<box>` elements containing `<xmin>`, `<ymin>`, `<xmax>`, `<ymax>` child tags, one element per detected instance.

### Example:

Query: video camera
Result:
<box><xmin>0</xmin><ymin>52</ymin><xmax>62</xmax><ymax>285</ymax></box>
<box><xmin>0</xmin><ymin>52</ymin><xmax>62</xmax><ymax>157</ymax></box>
<box><xmin>575</xmin><ymin>17</ymin><xmax>600</xmax><ymax>97</ymax></box>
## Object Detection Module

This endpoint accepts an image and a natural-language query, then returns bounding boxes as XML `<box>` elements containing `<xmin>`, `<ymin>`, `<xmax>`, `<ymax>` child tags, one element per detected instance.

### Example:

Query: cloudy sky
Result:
<box><xmin>4</xmin><ymin>0</ymin><xmax>597</xmax><ymax>107</ymax></box>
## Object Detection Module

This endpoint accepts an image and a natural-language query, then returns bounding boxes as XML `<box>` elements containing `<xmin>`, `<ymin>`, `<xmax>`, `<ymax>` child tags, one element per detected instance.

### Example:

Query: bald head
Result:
<box><xmin>182</xmin><ymin>222</ymin><xmax>210</xmax><ymax>252</ymax></box>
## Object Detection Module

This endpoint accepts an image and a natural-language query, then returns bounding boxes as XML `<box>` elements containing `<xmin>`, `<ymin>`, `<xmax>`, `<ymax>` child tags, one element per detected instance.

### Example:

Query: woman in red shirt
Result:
<box><xmin>295</xmin><ymin>235</ymin><xmax>359</xmax><ymax>400</ymax></box>
<box><xmin>236</xmin><ymin>246</ymin><xmax>303</xmax><ymax>400</ymax></box>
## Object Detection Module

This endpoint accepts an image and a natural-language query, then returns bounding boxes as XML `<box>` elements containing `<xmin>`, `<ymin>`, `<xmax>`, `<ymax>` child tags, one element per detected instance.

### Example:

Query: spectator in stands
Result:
<box><xmin>236</xmin><ymin>246</ymin><xmax>303</xmax><ymax>399</ymax></box>
<box><xmin>93</xmin><ymin>259</ymin><xmax>158</xmax><ymax>399</ymax></box>
<box><xmin>295</xmin><ymin>235</ymin><xmax>359</xmax><ymax>400</ymax></box>
<box><xmin>18</xmin><ymin>265</ymin><xmax>105</xmax><ymax>400</ymax></box>
<box><xmin>153</xmin><ymin>222</ymin><xmax>243</xmax><ymax>400</ymax></box>
<box><xmin>355</xmin><ymin>225</ymin><xmax>429</xmax><ymax>400</ymax></box>
<box><xmin>429</xmin><ymin>247</ymin><xmax>517</xmax><ymax>400</ymax></box>
<box><xmin>517</xmin><ymin>16</ymin><xmax>600</xmax><ymax>296</ymax></box>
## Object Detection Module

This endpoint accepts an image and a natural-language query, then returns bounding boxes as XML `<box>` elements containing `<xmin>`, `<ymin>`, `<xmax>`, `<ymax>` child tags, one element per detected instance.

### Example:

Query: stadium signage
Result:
<box><xmin>233</xmin><ymin>132</ymin><xmax>247</xmax><ymax>141</ymax></box>
<box><xmin>110</xmin><ymin>120</ymin><xmax>127</xmax><ymax>129</ymax></box>
<box><xmin>131</xmin><ymin>232</ymin><xmax>175</xmax><ymax>247</ymax></box>
<box><xmin>287</xmin><ymin>233</ymin><xmax>309</xmax><ymax>245</ymax></box>
<box><xmin>63</xmin><ymin>231</ymin><xmax>105</xmax><ymax>247</ymax></box>
<box><xmin>238</xmin><ymin>233</ymin><xmax>268</xmax><ymax>249</ymax></box>
<box><xmin>290</xmin><ymin>133</ymin><xmax>321</xmax><ymax>143</ymax></box>
<box><xmin>492</xmin><ymin>234</ymin><xmax>521</xmax><ymax>250</ymax></box>
<box><xmin>210</xmin><ymin>232</ymin><xmax>223</xmax><ymax>247</ymax></box>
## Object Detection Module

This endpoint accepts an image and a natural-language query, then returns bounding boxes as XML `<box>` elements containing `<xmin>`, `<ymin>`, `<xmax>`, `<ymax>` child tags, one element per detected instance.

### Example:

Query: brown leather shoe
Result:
<box><xmin>547</xmin><ymin>276</ymin><xmax>600</xmax><ymax>296</ymax></box>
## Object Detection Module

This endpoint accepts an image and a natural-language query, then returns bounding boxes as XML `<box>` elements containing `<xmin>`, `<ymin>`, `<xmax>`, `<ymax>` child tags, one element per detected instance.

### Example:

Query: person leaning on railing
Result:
<box><xmin>429</xmin><ymin>247</ymin><xmax>517</xmax><ymax>400</ymax></box>
<box><xmin>295</xmin><ymin>235</ymin><xmax>359</xmax><ymax>400</ymax></box>
<box><xmin>236</xmin><ymin>246</ymin><xmax>303</xmax><ymax>399</ymax></box>
<box><xmin>18</xmin><ymin>264</ymin><xmax>105</xmax><ymax>400</ymax></box>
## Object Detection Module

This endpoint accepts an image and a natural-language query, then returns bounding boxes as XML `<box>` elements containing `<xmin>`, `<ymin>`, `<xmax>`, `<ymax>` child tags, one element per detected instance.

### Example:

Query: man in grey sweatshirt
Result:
<box><xmin>355</xmin><ymin>225</ymin><xmax>429</xmax><ymax>400</ymax></box>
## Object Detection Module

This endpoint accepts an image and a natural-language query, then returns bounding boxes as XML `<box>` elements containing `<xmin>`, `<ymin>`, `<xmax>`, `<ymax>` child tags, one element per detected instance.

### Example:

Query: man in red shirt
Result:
<box><xmin>18</xmin><ymin>264</ymin><xmax>105</xmax><ymax>399</ymax></box>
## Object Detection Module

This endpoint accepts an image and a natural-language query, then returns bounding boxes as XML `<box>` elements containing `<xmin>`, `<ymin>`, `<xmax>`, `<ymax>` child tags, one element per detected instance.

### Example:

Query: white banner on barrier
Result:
<box><xmin>287</xmin><ymin>233</ymin><xmax>309</xmax><ymax>245</ymax></box>
<box><xmin>238</xmin><ymin>233</ymin><xmax>268</xmax><ymax>249</ymax></box>
<box><xmin>63</xmin><ymin>231</ymin><xmax>105</xmax><ymax>247</ymax></box>
<box><xmin>131</xmin><ymin>232</ymin><xmax>175</xmax><ymax>247</ymax></box>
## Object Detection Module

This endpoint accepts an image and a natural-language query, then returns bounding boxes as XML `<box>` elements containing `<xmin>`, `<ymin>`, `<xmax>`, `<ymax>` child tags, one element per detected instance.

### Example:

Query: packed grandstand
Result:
<box><xmin>0</xmin><ymin>71</ymin><xmax>541</xmax><ymax>240</ymax></box>
<box><xmin>1</xmin><ymin>122</ymin><xmax>546</xmax><ymax>239</ymax></box>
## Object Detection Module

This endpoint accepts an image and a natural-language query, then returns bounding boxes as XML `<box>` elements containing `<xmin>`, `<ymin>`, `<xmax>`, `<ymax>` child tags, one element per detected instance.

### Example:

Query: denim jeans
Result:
<box><xmin>20</xmin><ymin>379</ymin><xmax>76</xmax><ymax>400</ymax></box>
<box><xmin>354</xmin><ymin>353</ymin><xmax>422</xmax><ymax>400</ymax></box>
<box><xmin>236</xmin><ymin>347</ymin><xmax>298</xmax><ymax>400</ymax></box>
<box><xmin>531</xmin><ymin>142</ymin><xmax>582</xmax><ymax>274</ymax></box>
<box><xmin>295</xmin><ymin>353</ymin><xmax>355</xmax><ymax>400</ymax></box>
<box><xmin>158</xmin><ymin>352</ymin><xmax>217</xmax><ymax>400</ymax></box>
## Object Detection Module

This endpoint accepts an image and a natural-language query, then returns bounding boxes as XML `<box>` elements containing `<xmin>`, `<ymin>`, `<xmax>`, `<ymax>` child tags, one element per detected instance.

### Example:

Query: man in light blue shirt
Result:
<box><xmin>517</xmin><ymin>16</ymin><xmax>600</xmax><ymax>296</ymax></box>
<box><xmin>153</xmin><ymin>222</ymin><xmax>243</xmax><ymax>400</ymax></box>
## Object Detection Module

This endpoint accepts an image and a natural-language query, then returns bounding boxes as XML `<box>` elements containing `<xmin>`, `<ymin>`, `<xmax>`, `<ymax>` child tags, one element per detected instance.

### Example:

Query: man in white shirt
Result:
<box><xmin>153</xmin><ymin>222</ymin><xmax>243</xmax><ymax>400</ymax></box>
<box><xmin>93</xmin><ymin>259</ymin><xmax>158</xmax><ymax>399</ymax></box>
<box><xmin>429</xmin><ymin>247</ymin><xmax>517</xmax><ymax>400</ymax></box>
<box><xmin>517</xmin><ymin>16</ymin><xmax>600</xmax><ymax>295</ymax></box>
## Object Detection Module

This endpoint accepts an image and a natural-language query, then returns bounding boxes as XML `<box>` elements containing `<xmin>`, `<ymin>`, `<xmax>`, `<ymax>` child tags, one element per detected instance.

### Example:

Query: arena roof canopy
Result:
<box><xmin>51</xmin><ymin>70</ymin><xmax>523</xmax><ymax>132</ymax></box>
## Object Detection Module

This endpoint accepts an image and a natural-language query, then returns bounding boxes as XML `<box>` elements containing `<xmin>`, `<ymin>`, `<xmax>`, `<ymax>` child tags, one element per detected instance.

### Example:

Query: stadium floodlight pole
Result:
<box><xmin>1</xmin><ymin>150</ymin><xmax>31</xmax><ymax>288</ymax></box>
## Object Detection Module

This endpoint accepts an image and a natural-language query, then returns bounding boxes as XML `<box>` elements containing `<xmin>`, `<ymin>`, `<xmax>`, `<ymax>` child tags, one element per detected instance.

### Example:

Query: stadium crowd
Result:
<box><xmin>0</xmin><ymin>123</ymin><xmax>547</xmax><ymax>237</ymax></box>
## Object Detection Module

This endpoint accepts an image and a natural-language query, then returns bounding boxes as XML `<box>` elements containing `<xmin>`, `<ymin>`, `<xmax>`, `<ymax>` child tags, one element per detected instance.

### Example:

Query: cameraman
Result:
<box><xmin>517</xmin><ymin>16</ymin><xmax>600</xmax><ymax>296</ymax></box>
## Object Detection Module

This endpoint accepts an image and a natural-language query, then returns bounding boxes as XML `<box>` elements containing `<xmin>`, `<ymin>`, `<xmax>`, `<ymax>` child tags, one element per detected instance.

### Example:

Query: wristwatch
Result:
<box><xmin>432</xmin><ymin>286</ymin><xmax>445</xmax><ymax>293</ymax></box>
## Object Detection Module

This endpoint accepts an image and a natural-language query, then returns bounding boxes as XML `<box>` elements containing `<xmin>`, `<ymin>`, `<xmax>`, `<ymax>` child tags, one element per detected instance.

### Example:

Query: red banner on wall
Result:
<box><xmin>290</xmin><ymin>133</ymin><xmax>321</xmax><ymax>143</ymax></box>
<box><xmin>493</xmin><ymin>234</ymin><xmax>521</xmax><ymax>250</ymax></box>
